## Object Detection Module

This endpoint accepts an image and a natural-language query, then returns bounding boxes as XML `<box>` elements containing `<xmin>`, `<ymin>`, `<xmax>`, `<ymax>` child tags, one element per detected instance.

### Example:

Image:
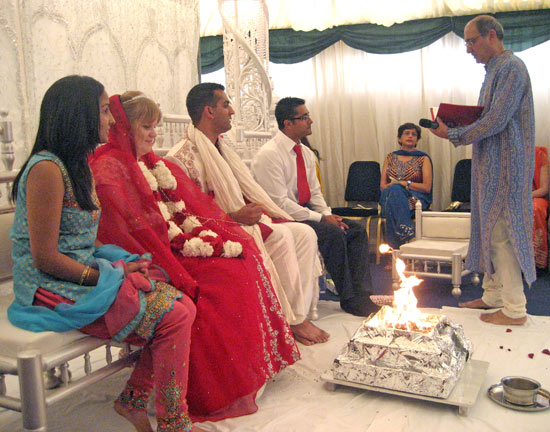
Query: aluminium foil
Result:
<box><xmin>332</xmin><ymin>306</ymin><xmax>473</xmax><ymax>398</ymax></box>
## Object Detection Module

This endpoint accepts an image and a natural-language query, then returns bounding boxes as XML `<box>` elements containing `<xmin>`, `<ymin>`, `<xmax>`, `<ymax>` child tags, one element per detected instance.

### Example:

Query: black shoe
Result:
<box><xmin>341</xmin><ymin>296</ymin><xmax>381</xmax><ymax>317</ymax></box>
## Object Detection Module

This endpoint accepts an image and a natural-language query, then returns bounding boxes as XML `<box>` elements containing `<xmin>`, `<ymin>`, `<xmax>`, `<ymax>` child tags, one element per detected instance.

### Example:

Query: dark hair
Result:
<box><xmin>397</xmin><ymin>122</ymin><xmax>421</xmax><ymax>141</ymax></box>
<box><xmin>186</xmin><ymin>82</ymin><xmax>225</xmax><ymax>125</ymax></box>
<box><xmin>11</xmin><ymin>75</ymin><xmax>104</xmax><ymax>210</ymax></box>
<box><xmin>301</xmin><ymin>136</ymin><xmax>320</xmax><ymax>161</ymax></box>
<box><xmin>275</xmin><ymin>97</ymin><xmax>306</xmax><ymax>130</ymax></box>
<box><xmin>472</xmin><ymin>15</ymin><xmax>504</xmax><ymax>41</ymax></box>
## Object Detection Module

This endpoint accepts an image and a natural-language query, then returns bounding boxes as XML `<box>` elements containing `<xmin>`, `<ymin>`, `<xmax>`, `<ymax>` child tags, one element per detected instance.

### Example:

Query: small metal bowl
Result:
<box><xmin>501</xmin><ymin>376</ymin><xmax>541</xmax><ymax>406</ymax></box>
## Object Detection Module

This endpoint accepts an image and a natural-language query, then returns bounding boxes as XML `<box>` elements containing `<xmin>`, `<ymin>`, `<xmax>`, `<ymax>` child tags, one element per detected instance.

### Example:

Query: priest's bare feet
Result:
<box><xmin>458</xmin><ymin>298</ymin><xmax>499</xmax><ymax>309</ymax></box>
<box><xmin>370</xmin><ymin>295</ymin><xmax>394</xmax><ymax>307</ymax></box>
<box><xmin>291</xmin><ymin>319</ymin><xmax>330</xmax><ymax>346</ymax></box>
<box><xmin>480</xmin><ymin>309</ymin><xmax>527</xmax><ymax>325</ymax></box>
<box><xmin>114</xmin><ymin>400</ymin><xmax>153</xmax><ymax>432</ymax></box>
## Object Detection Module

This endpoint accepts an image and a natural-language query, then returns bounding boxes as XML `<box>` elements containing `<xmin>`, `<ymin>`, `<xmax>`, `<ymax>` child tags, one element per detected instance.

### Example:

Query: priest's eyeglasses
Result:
<box><xmin>464</xmin><ymin>35</ymin><xmax>481</xmax><ymax>47</ymax></box>
<box><xmin>290</xmin><ymin>113</ymin><xmax>311</xmax><ymax>121</ymax></box>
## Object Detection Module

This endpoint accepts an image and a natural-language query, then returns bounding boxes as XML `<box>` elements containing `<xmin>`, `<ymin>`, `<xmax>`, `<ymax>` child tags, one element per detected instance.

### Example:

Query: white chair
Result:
<box><xmin>392</xmin><ymin>201</ymin><xmax>479</xmax><ymax>298</ymax></box>
<box><xmin>0</xmin><ymin>210</ymin><xmax>141</xmax><ymax>432</ymax></box>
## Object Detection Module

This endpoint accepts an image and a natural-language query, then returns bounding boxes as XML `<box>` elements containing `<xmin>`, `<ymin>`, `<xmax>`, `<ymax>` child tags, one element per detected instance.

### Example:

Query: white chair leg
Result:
<box><xmin>452</xmin><ymin>286</ymin><xmax>462</xmax><ymax>298</ymax></box>
<box><xmin>59</xmin><ymin>362</ymin><xmax>71</xmax><ymax>386</ymax></box>
<box><xmin>0</xmin><ymin>374</ymin><xmax>5</xmax><ymax>396</ymax></box>
<box><xmin>451</xmin><ymin>253</ymin><xmax>462</xmax><ymax>298</ymax></box>
<box><xmin>18</xmin><ymin>350</ymin><xmax>47</xmax><ymax>432</ymax></box>
<box><xmin>308</xmin><ymin>276</ymin><xmax>320</xmax><ymax>321</ymax></box>
<box><xmin>44</xmin><ymin>369</ymin><xmax>59</xmax><ymax>390</ymax></box>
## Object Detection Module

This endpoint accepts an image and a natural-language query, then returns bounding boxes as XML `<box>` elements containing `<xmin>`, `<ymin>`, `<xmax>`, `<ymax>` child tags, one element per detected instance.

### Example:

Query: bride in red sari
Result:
<box><xmin>90</xmin><ymin>92</ymin><xmax>299</xmax><ymax>422</ymax></box>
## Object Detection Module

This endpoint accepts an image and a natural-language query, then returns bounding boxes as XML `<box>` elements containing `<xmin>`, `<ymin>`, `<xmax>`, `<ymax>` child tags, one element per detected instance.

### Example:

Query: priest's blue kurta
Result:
<box><xmin>448</xmin><ymin>51</ymin><xmax>535</xmax><ymax>284</ymax></box>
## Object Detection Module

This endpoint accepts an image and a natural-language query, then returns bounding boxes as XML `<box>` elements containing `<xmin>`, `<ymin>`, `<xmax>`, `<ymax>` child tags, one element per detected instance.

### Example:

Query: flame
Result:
<box><xmin>392</xmin><ymin>258</ymin><xmax>424</xmax><ymax>330</ymax></box>
<box><xmin>379</xmin><ymin>243</ymin><xmax>391</xmax><ymax>254</ymax></box>
<box><xmin>371</xmin><ymin>245</ymin><xmax>436</xmax><ymax>332</ymax></box>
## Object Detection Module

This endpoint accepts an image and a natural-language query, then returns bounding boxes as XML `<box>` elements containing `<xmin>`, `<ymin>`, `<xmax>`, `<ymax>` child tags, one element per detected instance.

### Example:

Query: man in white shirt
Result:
<box><xmin>166</xmin><ymin>83</ymin><xmax>329</xmax><ymax>345</ymax></box>
<box><xmin>251</xmin><ymin>97</ymin><xmax>378</xmax><ymax>317</ymax></box>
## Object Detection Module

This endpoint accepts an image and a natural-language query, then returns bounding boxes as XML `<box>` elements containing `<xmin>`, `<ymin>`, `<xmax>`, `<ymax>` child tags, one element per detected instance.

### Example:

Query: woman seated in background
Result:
<box><xmin>380</xmin><ymin>122</ymin><xmax>433</xmax><ymax>249</ymax></box>
<box><xmin>8</xmin><ymin>76</ymin><xmax>201</xmax><ymax>432</ymax></box>
<box><xmin>533</xmin><ymin>146</ymin><xmax>549</xmax><ymax>271</ymax></box>
<box><xmin>90</xmin><ymin>91</ymin><xmax>299</xmax><ymax>422</ymax></box>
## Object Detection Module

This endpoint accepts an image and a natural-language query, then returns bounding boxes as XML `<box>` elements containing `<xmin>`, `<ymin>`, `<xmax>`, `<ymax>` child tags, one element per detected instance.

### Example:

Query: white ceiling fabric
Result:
<box><xmin>200</xmin><ymin>0</ymin><xmax>550</xmax><ymax>36</ymax></box>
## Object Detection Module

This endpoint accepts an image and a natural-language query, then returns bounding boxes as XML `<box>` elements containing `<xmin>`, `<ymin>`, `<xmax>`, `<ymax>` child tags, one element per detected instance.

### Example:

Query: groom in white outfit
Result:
<box><xmin>166</xmin><ymin>82</ymin><xmax>329</xmax><ymax>345</ymax></box>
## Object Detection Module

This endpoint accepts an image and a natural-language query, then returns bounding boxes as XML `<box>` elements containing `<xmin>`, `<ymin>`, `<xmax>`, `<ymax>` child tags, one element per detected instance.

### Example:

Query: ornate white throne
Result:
<box><xmin>392</xmin><ymin>201</ymin><xmax>479</xmax><ymax>298</ymax></box>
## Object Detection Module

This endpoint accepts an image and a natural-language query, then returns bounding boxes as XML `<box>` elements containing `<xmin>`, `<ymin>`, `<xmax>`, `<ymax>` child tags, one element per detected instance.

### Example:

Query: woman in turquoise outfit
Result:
<box><xmin>8</xmin><ymin>75</ymin><xmax>203</xmax><ymax>432</ymax></box>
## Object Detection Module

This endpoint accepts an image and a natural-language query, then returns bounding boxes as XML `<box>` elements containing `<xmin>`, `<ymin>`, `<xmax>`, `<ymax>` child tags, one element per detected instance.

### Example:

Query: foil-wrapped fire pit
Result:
<box><xmin>332</xmin><ymin>305</ymin><xmax>473</xmax><ymax>398</ymax></box>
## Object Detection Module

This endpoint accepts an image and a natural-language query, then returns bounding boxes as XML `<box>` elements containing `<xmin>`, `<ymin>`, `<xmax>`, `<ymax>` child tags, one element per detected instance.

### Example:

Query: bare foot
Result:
<box><xmin>114</xmin><ymin>400</ymin><xmax>153</xmax><ymax>432</ymax></box>
<box><xmin>480</xmin><ymin>309</ymin><xmax>527</xmax><ymax>325</ymax></box>
<box><xmin>370</xmin><ymin>295</ymin><xmax>394</xmax><ymax>307</ymax></box>
<box><xmin>458</xmin><ymin>298</ymin><xmax>500</xmax><ymax>309</ymax></box>
<box><xmin>291</xmin><ymin>319</ymin><xmax>330</xmax><ymax>345</ymax></box>
<box><xmin>192</xmin><ymin>426</ymin><xmax>209</xmax><ymax>432</ymax></box>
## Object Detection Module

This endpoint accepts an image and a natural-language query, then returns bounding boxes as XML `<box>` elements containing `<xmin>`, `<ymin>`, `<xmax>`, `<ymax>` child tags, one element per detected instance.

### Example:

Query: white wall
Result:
<box><xmin>0</xmin><ymin>0</ymin><xmax>200</xmax><ymax>173</ymax></box>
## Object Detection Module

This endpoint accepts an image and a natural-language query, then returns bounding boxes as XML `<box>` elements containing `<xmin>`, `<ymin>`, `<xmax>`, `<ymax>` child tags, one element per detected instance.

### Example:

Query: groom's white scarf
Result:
<box><xmin>184</xmin><ymin>124</ymin><xmax>297</xmax><ymax>323</ymax></box>
<box><xmin>186</xmin><ymin>124</ymin><xmax>293</xmax><ymax>220</ymax></box>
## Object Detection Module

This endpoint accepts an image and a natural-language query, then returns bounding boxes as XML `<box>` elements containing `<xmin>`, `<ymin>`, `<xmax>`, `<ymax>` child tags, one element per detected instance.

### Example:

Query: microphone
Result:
<box><xmin>419</xmin><ymin>118</ymin><xmax>439</xmax><ymax>129</ymax></box>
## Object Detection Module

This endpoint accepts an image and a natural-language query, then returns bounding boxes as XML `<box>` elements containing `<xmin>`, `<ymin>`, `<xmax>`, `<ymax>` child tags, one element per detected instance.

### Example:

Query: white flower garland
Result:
<box><xmin>140</xmin><ymin>159</ymin><xmax>242</xmax><ymax>258</ymax></box>
<box><xmin>182</xmin><ymin>215</ymin><xmax>202</xmax><ymax>234</ymax></box>
<box><xmin>183</xmin><ymin>237</ymin><xmax>214</xmax><ymax>257</ymax></box>
<box><xmin>157</xmin><ymin>201</ymin><xmax>172</xmax><ymax>222</ymax></box>
<box><xmin>223</xmin><ymin>241</ymin><xmax>242</xmax><ymax>257</ymax></box>
<box><xmin>138</xmin><ymin>161</ymin><xmax>158</xmax><ymax>191</ymax></box>
<box><xmin>151</xmin><ymin>161</ymin><xmax>177</xmax><ymax>190</ymax></box>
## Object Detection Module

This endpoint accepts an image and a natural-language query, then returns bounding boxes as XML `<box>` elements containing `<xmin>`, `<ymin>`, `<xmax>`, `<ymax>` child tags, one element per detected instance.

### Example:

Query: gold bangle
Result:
<box><xmin>79</xmin><ymin>265</ymin><xmax>91</xmax><ymax>285</ymax></box>
<box><xmin>84</xmin><ymin>266</ymin><xmax>92</xmax><ymax>285</ymax></box>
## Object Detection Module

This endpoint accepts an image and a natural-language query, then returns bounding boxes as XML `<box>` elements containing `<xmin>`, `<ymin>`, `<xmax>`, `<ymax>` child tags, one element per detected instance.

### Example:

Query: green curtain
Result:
<box><xmin>201</xmin><ymin>9</ymin><xmax>550</xmax><ymax>73</ymax></box>
<box><xmin>451</xmin><ymin>9</ymin><xmax>550</xmax><ymax>51</ymax></box>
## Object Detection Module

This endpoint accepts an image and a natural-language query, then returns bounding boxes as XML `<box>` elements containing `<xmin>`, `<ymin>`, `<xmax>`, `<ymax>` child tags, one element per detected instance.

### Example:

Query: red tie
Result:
<box><xmin>293</xmin><ymin>144</ymin><xmax>311</xmax><ymax>205</ymax></box>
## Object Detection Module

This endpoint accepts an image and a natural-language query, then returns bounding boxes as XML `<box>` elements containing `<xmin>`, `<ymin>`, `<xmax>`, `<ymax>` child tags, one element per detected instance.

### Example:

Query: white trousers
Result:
<box><xmin>264</xmin><ymin>222</ymin><xmax>319</xmax><ymax>325</ymax></box>
<box><xmin>481</xmin><ymin>216</ymin><xmax>527</xmax><ymax>318</ymax></box>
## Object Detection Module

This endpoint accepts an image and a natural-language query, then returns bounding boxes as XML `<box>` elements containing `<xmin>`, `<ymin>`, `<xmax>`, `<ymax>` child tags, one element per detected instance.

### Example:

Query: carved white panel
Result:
<box><xmin>0</xmin><ymin>23</ymin><xmax>25</xmax><ymax>169</ymax></box>
<box><xmin>80</xmin><ymin>28</ymin><xmax>126</xmax><ymax>96</ymax></box>
<box><xmin>136</xmin><ymin>42</ymin><xmax>173</xmax><ymax>113</ymax></box>
<box><xmin>31</xmin><ymin>17</ymin><xmax>75</xmax><ymax>105</ymax></box>
<box><xmin>174</xmin><ymin>48</ymin><xmax>196</xmax><ymax>116</ymax></box>
<box><xmin>0</xmin><ymin>0</ymin><xmax>199</xmax><ymax>177</ymax></box>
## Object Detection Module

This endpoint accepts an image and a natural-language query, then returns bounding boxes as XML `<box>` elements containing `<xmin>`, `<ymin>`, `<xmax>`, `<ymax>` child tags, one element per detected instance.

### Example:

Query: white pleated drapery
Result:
<box><xmin>204</xmin><ymin>33</ymin><xmax>550</xmax><ymax>210</ymax></box>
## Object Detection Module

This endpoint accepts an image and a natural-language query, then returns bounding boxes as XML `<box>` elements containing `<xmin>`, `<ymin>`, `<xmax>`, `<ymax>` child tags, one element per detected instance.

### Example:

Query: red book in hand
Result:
<box><xmin>431</xmin><ymin>103</ymin><xmax>484</xmax><ymax>128</ymax></box>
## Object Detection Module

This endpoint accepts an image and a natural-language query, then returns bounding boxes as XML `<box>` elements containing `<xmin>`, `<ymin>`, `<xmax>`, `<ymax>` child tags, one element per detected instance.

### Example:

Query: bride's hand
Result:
<box><xmin>125</xmin><ymin>261</ymin><xmax>149</xmax><ymax>278</ymax></box>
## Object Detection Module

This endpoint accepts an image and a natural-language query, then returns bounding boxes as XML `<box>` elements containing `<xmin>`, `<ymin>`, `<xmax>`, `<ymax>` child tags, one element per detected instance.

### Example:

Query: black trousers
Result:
<box><xmin>305</xmin><ymin>218</ymin><xmax>372</xmax><ymax>302</ymax></box>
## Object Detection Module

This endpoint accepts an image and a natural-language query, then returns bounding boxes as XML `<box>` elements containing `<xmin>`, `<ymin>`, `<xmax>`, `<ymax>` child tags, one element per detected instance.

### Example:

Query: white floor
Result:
<box><xmin>2</xmin><ymin>301</ymin><xmax>550</xmax><ymax>432</ymax></box>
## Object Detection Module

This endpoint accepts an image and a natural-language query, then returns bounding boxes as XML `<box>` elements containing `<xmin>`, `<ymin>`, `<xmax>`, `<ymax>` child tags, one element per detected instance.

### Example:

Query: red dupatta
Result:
<box><xmin>90</xmin><ymin>95</ymin><xmax>259</xmax><ymax>301</ymax></box>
